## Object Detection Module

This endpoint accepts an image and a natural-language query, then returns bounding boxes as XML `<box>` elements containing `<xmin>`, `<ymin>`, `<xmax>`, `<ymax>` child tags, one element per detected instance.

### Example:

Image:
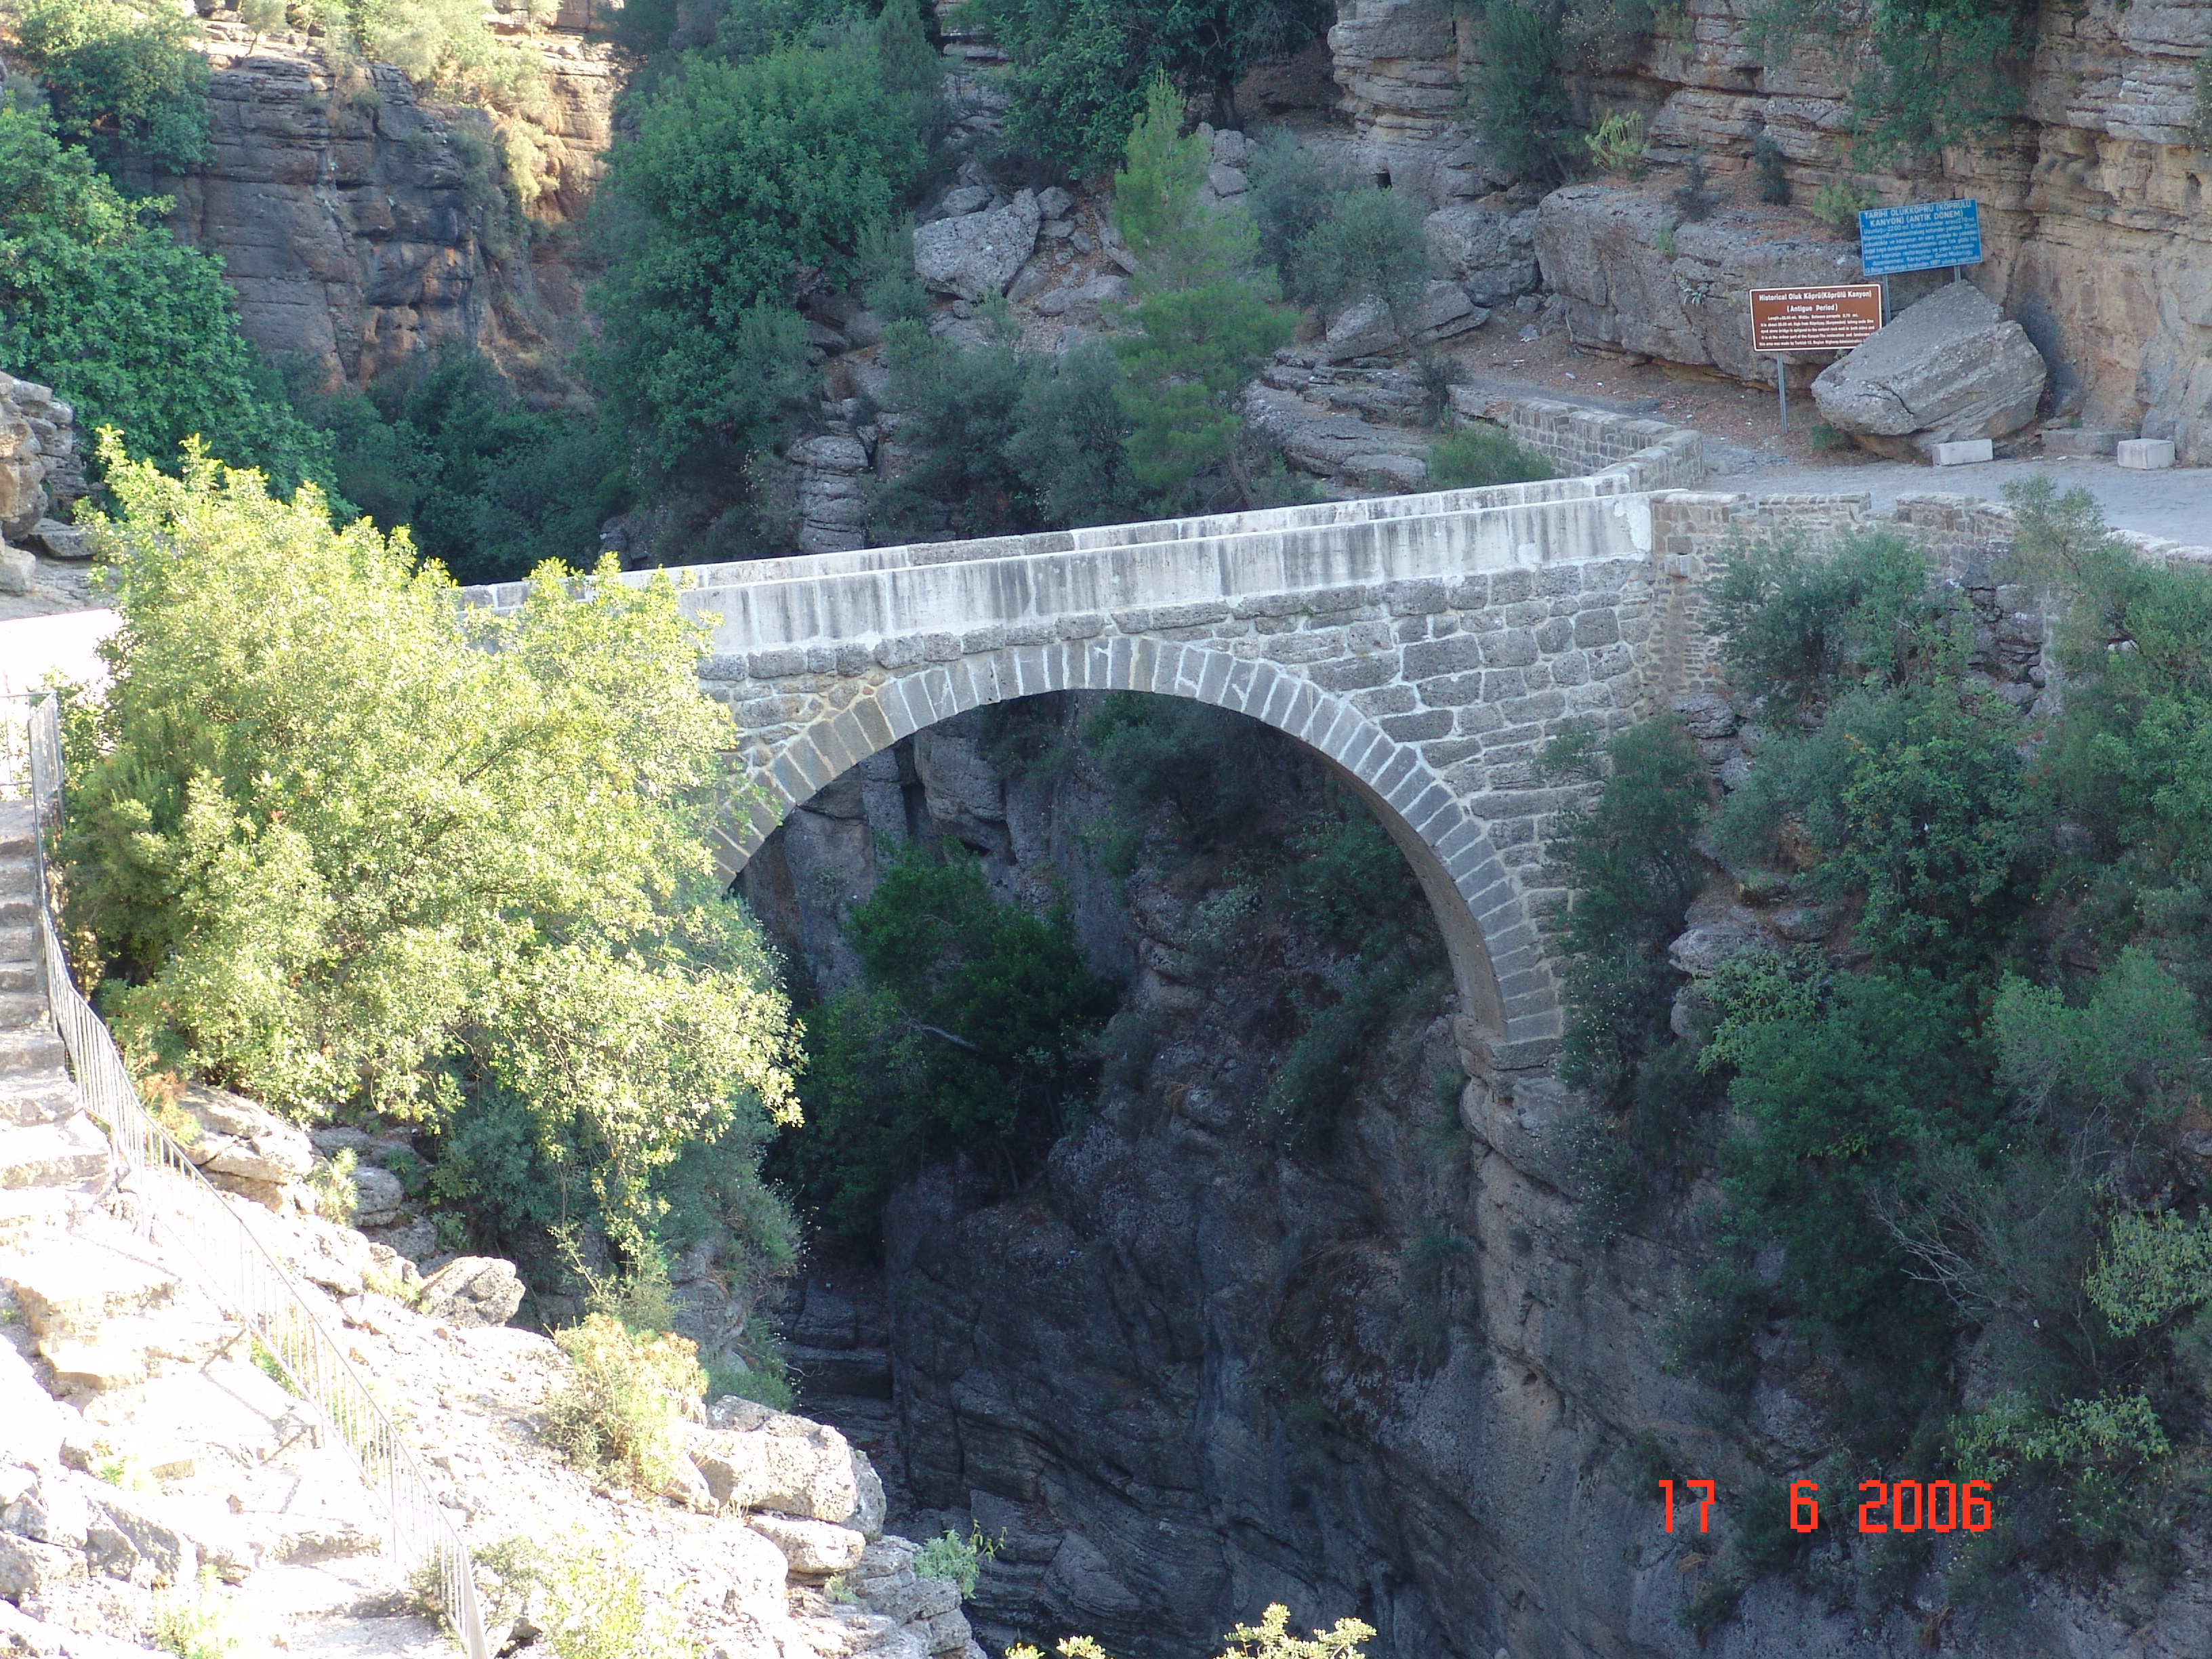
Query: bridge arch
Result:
<box><xmin>470</xmin><ymin>475</ymin><xmax>1671</xmax><ymax>1058</ymax></box>
<box><xmin>720</xmin><ymin>635</ymin><xmax>1552</xmax><ymax>1048</ymax></box>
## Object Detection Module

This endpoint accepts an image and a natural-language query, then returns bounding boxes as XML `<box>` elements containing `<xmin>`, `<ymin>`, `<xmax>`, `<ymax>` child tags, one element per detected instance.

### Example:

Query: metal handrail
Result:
<box><xmin>19</xmin><ymin>693</ymin><xmax>489</xmax><ymax>1658</ymax></box>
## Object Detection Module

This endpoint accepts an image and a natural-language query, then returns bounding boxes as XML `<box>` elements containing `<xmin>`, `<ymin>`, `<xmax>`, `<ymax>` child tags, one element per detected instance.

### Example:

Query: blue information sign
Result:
<box><xmin>1857</xmin><ymin>199</ymin><xmax>1983</xmax><ymax>278</ymax></box>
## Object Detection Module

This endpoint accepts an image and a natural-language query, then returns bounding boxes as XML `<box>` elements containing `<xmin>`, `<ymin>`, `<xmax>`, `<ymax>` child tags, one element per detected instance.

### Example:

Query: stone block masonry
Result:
<box><xmin>461</xmin><ymin>444</ymin><xmax>2208</xmax><ymax>1072</ymax></box>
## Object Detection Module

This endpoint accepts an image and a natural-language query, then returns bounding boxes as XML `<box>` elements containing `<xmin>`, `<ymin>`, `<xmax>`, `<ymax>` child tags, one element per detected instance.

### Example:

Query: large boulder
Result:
<box><xmin>174</xmin><ymin>1084</ymin><xmax>314</xmax><ymax>1207</ymax></box>
<box><xmin>689</xmin><ymin>1398</ymin><xmax>862</xmax><ymax>1521</ymax></box>
<box><xmin>1536</xmin><ymin>184</ymin><xmax>1866</xmax><ymax>384</ymax></box>
<box><xmin>1810</xmin><ymin>282</ymin><xmax>2049</xmax><ymax>456</ymax></box>
<box><xmin>417</xmin><ymin>1256</ymin><xmax>525</xmax><ymax>1328</ymax></box>
<box><xmin>1425</xmin><ymin>205</ymin><xmax>1540</xmax><ymax>306</ymax></box>
<box><xmin>913</xmin><ymin>190</ymin><xmax>1040</xmax><ymax>300</ymax></box>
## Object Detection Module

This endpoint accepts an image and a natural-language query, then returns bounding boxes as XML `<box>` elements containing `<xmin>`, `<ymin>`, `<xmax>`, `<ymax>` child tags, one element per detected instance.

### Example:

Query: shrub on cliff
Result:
<box><xmin>586</xmin><ymin>33</ymin><xmax>926</xmax><ymax>478</ymax></box>
<box><xmin>544</xmin><ymin>1315</ymin><xmax>706</xmax><ymax>1494</ymax></box>
<box><xmin>60</xmin><ymin>445</ymin><xmax>802</xmax><ymax>1256</ymax></box>
<box><xmin>968</xmin><ymin>0</ymin><xmax>1331</xmax><ymax>174</ymax></box>
<box><xmin>7</xmin><ymin>0</ymin><xmax>210</xmax><ymax>171</ymax></box>
<box><xmin>0</xmin><ymin>104</ymin><xmax>337</xmax><ymax>496</ymax></box>
<box><xmin>1010</xmin><ymin>1605</ymin><xmax>1374</xmax><ymax>1659</ymax></box>
<box><xmin>785</xmin><ymin>843</ymin><xmax>1117</xmax><ymax>1235</ymax></box>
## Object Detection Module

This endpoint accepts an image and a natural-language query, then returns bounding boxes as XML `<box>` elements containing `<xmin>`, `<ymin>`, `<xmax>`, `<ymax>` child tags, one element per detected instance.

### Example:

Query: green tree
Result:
<box><xmin>787</xmin><ymin>844</ymin><xmax>1118</xmax><ymax>1234</ymax></box>
<box><xmin>1006</xmin><ymin>341</ymin><xmax>1141</xmax><ymax>527</ymax></box>
<box><xmin>1106</xmin><ymin>79</ymin><xmax>1290</xmax><ymax>510</ymax></box>
<box><xmin>1851</xmin><ymin>0</ymin><xmax>2035</xmax><ymax>161</ymax></box>
<box><xmin>9</xmin><ymin>0</ymin><xmax>210</xmax><ymax>171</ymax></box>
<box><xmin>1701</xmin><ymin>957</ymin><xmax>1991</xmax><ymax>1412</ymax></box>
<box><xmin>0</xmin><ymin>106</ymin><xmax>336</xmax><ymax>494</ymax></box>
<box><xmin>586</xmin><ymin>39</ymin><xmax>925</xmax><ymax>472</ymax></box>
<box><xmin>1109</xmin><ymin>76</ymin><xmax>1260</xmax><ymax>293</ymax></box>
<box><xmin>1477</xmin><ymin>0</ymin><xmax>1572</xmax><ymax>180</ymax></box>
<box><xmin>869</xmin><ymin>319</ymin><xmax>1038</xmax><ymax>541</ymax></box>
<box><xmin>1244</xmin><ymin>128</ymin><xmax>1347</xmax><ymax>289</ymax></box>
<box><xmin>1281</xmin><ymin>184</ymin><xmax>1431</xmax><ymax>329</ymax></box>
<box><xmin>1542</xmin><ymin>717</ymin><xmax>1710</xmax><ymax>1105</ymax></box>
<box><xmin>968</xmin><ymin>0</ymin><xmax>1331</xmax><ymax>173</ymax></box>
<box><xmin>300</xmin><ymin>348</ymin><xmax>630</xmax><ymax>585</ymax></box>
<box><xmin>61</xmin><ymin>444</ymin><xmax>802</xmax><ymax>1254</ymax></box>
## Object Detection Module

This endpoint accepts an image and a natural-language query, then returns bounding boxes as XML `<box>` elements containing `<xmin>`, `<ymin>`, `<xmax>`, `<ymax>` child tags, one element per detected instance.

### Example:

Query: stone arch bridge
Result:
<box><xmin>466</xmin><ymin>401</ymin><xmax>1752</xmax><ymax>1069</ymax></box>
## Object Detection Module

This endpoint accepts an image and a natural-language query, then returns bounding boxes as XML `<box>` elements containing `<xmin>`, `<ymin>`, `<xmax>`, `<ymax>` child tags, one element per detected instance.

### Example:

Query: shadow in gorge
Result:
<box><xmin>745</xmin><ymin>691</ymin><xmax>1477</xmax><ymax>1659</ymax></box>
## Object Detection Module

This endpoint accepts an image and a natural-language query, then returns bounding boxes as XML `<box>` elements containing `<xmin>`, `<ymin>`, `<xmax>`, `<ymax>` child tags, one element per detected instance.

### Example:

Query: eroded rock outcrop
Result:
<box><xmin>136</xmin><ymin>22</ymin><xmax>619</xmax><ymax>391</ymax></box>
<box><xmin>1328</xmin><ymin>0</ymin><xmax>2212</xmax><ymax>455</ymax></box>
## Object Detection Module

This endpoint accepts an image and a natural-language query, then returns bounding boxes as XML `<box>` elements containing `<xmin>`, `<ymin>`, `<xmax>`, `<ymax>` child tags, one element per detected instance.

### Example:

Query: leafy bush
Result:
<box><xmin>1753</xmin><ymin>128</ymin><xmax>1789</xmax><ymax>203</ymax></box>
<box><xmin>587</xmin><ymin>33</ymin><xmax>926</xmax><ymax>473</ymax></box>
<box><xmin>1668</xmin><ymin>152</ymin><xmax>1718</xmax><ymax>224</ymax></box>
<box><xmin>545</xmin><ymin>1314</ymin><xmax>705</xmax><ymax>1493</ymax></box>
<box><xmin>1805</xmin><ymin>179</ymin><xmax>1872</xmax><ymax>236</ymax></box>
<box><xmin>1706</xmin><ymin>528</ymin><xmax>1946</xmax><ymax>716</ymax></box>
<box><xmin>1477</xmin><ymin>0</ymin><xmax>1571</xmax><ymax>180</ymax></box>
<box><xmin>1542</xmin><ymin>718</ymin><xmax>1708</xmax><ymax>1105</ymax></box>
<box><xmin>1851</xmin><ymin>0</ymin><xmax>2035</xmax><ymax>161</ymax></box>
<box><xmin>785</xmin><ymin>844</ymin><xmax>1117</xmax><ymax>1234</ymax></box>
<box><xmin>1261</xmin><ymin>959</ymin><xmax>1414</xmax><ymax>1150</ymax></box>
<box><xmin>312</xmin><ymin>0</ymin><xmax>554</xmax><ymax>116</ymax></box>
<box><xmin>1245</xmin><ymin>129</ymin><xmax>1347</xmax><ymax>291</ymax></box>
<box><xmin>869</xmin><ymin>324</ymin><xmax>1146</xmax><ymax>541</ymax></box>
<box><xmin>151</xmin><ymin>1569</ymin><xmax>247</xmax><ymax>1659</ymax></box>
<box><xmin>304</xmin><ymin>1147</ymin><xmax>361</xmax><ymax>1223</ymax></box>
<box><xmin>441</xmin><ymin>1531</ymin><xmax>699</xmax><ymax>1659</ymax></box>
<box><xmin>913</xmin><ymin>1527</ymin><xmax>998</xmax><ymax>1598</ymax></box>
<box><xmin>1425</xmin><ymin>424</ymin><xmax>1556</xmax><ymax>489</ymax></box>
<box><xmin>1582</xmin><ymin>110</ymin><xmax>1648</xmax><ymax>178</ymax></box>
<box><xmin>60</xmin><ymin>447</ymin><xmax>800</xmax><ymax>1254</ymax></box>
<box><xmin>2085</xmin><ymin>1209</ymin><xmax>2212</xmax><ymax>1338</ymax></box>
<box><xmin>702</xmin><ymin>1317</ymin><xmax>795</xmax><ymax>1410</ymax></box>
<box><xmin>1082</xmin><ymin>693</ymin><xmax>1273</xmax><ymax>848</ymax></box>
<box><xmin>0</xmin><ymin>106</ymin><xmax>337</xmax><ymax>495</ymax></box>
<box><xmin>10</xmin><ymin>0</ymin><xmax>210</xmax><ymax>171</ymax></box>
<box><xmin>1010</xmin><ymin>1607</ymin><xmax>1372</xmax><ymax>1659</ymax></box>
<box><xmin>298</xmin><ymin>348</ymin><xmax>628</xmax><ymax>584</ymax></box>
<box><xmin>1279</xmin><ymin>184</ymin><xmax>1431</xmax><ymax>329</ymax></box>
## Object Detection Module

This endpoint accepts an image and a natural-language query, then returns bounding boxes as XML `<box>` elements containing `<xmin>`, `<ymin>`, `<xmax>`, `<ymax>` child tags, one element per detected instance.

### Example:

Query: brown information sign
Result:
<box><xmin>1748</xmin><ymin>284</ymin><xmax>1884</xmax><ymax>352</ymax></box>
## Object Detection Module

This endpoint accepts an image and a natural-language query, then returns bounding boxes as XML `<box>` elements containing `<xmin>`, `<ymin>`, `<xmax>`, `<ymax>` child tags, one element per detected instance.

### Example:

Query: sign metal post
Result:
<box><xmin>1746</xmin><ymin>283</ymin><xmax>1885</xmax><ymax>436</ymax></box>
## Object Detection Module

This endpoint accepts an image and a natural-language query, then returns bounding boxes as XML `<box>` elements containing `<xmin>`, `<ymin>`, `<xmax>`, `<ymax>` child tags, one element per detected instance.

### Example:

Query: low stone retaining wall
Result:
<box><xmin>1450</xmin><ymin>386</ymin><xmax>1707</xmax><ymax>493</ymax></box>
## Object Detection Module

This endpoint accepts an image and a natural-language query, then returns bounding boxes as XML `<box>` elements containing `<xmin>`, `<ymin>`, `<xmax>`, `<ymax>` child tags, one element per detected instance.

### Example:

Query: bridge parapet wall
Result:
<box><xmin>1452</xmin><ymin>388</ymin><xmax>1707</xmax><ymax>492</ymax></box>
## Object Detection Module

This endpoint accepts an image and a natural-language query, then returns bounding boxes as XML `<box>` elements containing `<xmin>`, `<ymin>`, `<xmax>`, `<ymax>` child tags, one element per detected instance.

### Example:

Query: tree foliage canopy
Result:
<box><xmin>9</xmin><ymin>0</ymin><xmax>211</xmax><ymax>171</ymax></box>
<box><xmin>0</xmin><ymin>105</ymin><xmax>335</xmax><ymax>495</ymax></box>
<box><xmin>967</xmin><ymin>0</ymin><xmax>1330</xmax><ymax>173</ymax></box>
<box><xmin>587</xmin><ymin>36</ymin><xmax>927</xmax><ymax>472</ymax></box>
<box><xmin>61</xmin><ymin>446</ymin><xmax>801</xmax><ymax>1252</ymax></box>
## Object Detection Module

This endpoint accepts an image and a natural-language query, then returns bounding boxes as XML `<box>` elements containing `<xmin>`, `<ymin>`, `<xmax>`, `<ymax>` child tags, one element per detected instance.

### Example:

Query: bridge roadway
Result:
<box><xmin>468</xmin><ymin>472</ymin><xmax>1697</xmax><ymax>1067</ymax></box>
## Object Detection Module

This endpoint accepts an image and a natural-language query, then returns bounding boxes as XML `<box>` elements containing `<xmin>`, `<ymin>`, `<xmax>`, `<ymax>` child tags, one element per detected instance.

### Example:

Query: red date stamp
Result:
<box><xmin>1659</xmin><ymin>1479</ymin><xmax>1992</xmax><ymax>1534</ymax></box>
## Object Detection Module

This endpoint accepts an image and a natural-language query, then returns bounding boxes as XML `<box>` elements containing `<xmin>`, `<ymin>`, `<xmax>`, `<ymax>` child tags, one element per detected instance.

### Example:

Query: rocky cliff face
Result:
<box><xmin>750</xmin><ymin>675</ymin><xmax>2211</xmax><ymax>1659</ymax></box>
<box><xmin>1326</xmin><ymin>0</ymin><xmax>2212</xmax><ymax>459</ymax></box>
<box><xmin>129</xmin><ymin>21</ymin><xmax>619</xmax><ymax>394</ymax></box>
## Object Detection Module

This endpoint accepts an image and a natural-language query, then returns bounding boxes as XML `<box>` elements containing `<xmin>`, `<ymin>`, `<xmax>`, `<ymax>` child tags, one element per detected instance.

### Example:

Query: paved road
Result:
<box><xmin>1707</xmin><ymin>450</ymin><xmax>2212</xmax><ymax>548</ymax></box>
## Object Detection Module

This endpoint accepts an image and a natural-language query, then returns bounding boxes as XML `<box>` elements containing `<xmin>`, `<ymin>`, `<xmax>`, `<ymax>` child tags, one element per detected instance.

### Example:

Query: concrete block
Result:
<box><xmin>2118</xmin><ymin>438</ymin><xmax>2176</xmax><ymax>470</ymax></box>
<box><xmin>1929</xmin><ymin>439</ymin><xmax>1994</xmax><ymax>466</ymax></box>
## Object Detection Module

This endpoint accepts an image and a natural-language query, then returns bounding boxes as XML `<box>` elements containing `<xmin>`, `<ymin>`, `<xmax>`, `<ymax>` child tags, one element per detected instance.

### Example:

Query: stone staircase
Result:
<box><xmin>0</xmin><ymin>800</ymin><xmax>108</xmax><ymax>1242</ymax></box>
<box><xmin>0</xmin><ymin>797</ymin><xmax>439</xmax><ymax>1656</ymax></box>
